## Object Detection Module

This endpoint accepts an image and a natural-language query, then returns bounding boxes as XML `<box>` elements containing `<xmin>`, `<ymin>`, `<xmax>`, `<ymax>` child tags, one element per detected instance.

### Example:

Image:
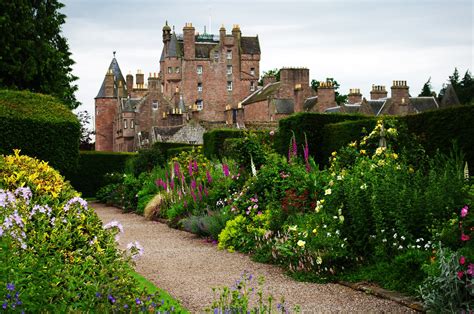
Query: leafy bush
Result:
<box><xmin>223</xmin><ymin>131</ymin><xmax>272</xmax><ymax>169</ymax></box>
<box><xmin>66</xmin><ymin>151</ymin><xmax>135</xmax><ymax>197</ymax></box>
<box><xmin>203</xmin><ymin>129</ymin><xmax>244</xmax><ymax>159</ymax></box>
<box><xmin>0</xmin><ymin>90</ymin><xmax>80</xmax><ymax>173</ymax></box>
<box><xmin>0</xmin><ymin>151</ymin><xmax>181</xmax><ymax>312</ymax></box>
<box><xmin>182</xmin><ymin>212</ymin><xmax>230</xmax><ymax>240</ymax></box>
<box><xmin>126</xmin><ymin>145</ymin><xmax>166</xmax><ymax>177</ymax></box>
<box><xmin>274</xmin><ymin>112</ymin><xmax>367</xmax><ymax>166</ymax></box>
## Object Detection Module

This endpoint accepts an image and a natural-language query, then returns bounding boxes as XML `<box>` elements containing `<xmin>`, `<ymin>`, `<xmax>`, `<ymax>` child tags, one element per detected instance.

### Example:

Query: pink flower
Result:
<box><xmin>269</xmin><ymin>130</ymin><xmax>275</xmax><ymax>136</ymax></box>
<box><xmin>461</xmin><ymin>233</ymin><xmax>470</xmax><ymax>241</ymax></box>
<box><xmin>206</xmin><ymin>170</ymin><xmax>212</xmax><ymax>184</ymax></box>
<box><xmin>461</xmin><ymin>205</ymin><xmax>468</xmax><ymax>218</ymax></box>
<box><xmin>222</xmin><ymin>164</ymin><xmax>230</xmax><ymax>177</ymax></box>
<box><xmin>467</xmin><ymin>263</ymin><xmax>474</xmax><ymax>276</ymax></box>
<box><xmin>193</xmin><ymin>160</ymin><xmax>198</xmax><ymax>172</ymax></box>
<box><xmin>188</xmin><ymin>161</ymin><xmax>193</xmax><ymax>176</ymax></box>
<box><xmin>457</xmin><ymin>271</ymin><xmax>464</xmax><ymax>280</ymax></box>
<box><xmin>174</xmin><ymin>162</ymin><xmax>181</xmax><ymax>177</ymax></box>
<box><xmin>460</xmin><ymin>256</ymin><xmax>466</xmax><ymax>265</ymax></box>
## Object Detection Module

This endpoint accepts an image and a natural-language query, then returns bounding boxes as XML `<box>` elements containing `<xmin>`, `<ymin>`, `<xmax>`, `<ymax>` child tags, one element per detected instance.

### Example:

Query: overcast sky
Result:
<box><xmin>62</xmin><ymin>0</ymin><xmax>473</xmax><ymax>121</ymax></box>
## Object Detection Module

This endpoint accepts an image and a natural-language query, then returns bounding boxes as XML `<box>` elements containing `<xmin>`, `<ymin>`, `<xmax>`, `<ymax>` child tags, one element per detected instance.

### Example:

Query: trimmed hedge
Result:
<box><xmin>203</xmin><ymin>129</ymin><xmax>244</xmax><ymax>159</ymax></box>
<box><xmin>0</xmin><ymin>89</ymin><xmax>80</xmax><ymax>173</ymax></box>
<box><xmin>167</xmin><ymin>146</ymin><xmax>196</xmax><ymax>158</ymax></box>
<box><xmin>403</xmin><ymin>105</ymin><xmax>474</xmax><ymax>172</ymax></box>
<box><xmin>274</xmin><ymin>112</ymin><xmax>368</xmax><ymax>166</ymax></box>
<box><xmin>66</xmin><ymin>151</ymin><xmax>135</xmax><ymax>197</ymax></box>
<box><xmin>152</xmin><ymin>142</ymin><xmax>197</xmax><ymax>159</ymax></box>
<box><xmin>321</xmin><ymin>118</ymin><xmax>377</xmax><ymax>161</ymax></box>
<box><xmin>318</xmin><ymin>105</ymin><xmax>474</xmax><ymax>170</ymax></box>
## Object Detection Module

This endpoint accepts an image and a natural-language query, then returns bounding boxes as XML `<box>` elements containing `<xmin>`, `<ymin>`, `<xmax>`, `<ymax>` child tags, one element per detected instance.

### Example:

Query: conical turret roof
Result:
<box><xmin>96</xmin><ymin>57</ymin><xmax>127</xmax><ymax>98</ymax></box>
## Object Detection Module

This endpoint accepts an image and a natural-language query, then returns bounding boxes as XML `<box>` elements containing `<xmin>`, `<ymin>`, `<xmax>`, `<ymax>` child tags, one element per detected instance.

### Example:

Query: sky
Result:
<box><xmin>62</xmin><ymin>0</ymin><xmax>473</xmax><ymax>126</ymax></box>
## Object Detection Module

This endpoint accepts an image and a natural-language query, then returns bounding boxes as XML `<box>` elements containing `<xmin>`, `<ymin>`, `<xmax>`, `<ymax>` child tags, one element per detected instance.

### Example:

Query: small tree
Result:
<box><xmin>419</xmin><ymin>77</ymin><xmax>435</xmax><ymax>97</ymax></box>
<box><xmin>258</xmin><ymin>68</ymin><xmax>280</xmax><ymax>86</ymax></box>
<box><xmin>76</xmin><ymin>111</ymin><xmax>95</xmax><ymax>150</ymax></box>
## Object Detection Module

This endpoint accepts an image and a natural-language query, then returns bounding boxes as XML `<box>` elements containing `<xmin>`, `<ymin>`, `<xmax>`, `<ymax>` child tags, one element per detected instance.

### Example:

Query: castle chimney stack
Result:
<box><xmin>263</xmin><ymin>75</ymin><xmax>276</xmax><ymax>86</ymax></box>
<box><xmin>348</xmin><ymin>88</ymin><xmax>362</xmax><ymax>104</ymax></box>
<box><xmin>370</xmin><ymin>85</ymin><xmax>388</xmax><ymax>100</ymax></box>
<box><xmin>183</xmin><ymin>23</ymin><xmax>195</xmax><ymax>59</ymax></box>
<box><xmin>317</xmin><ymin>80</ymin><xmax>337</xmax><ymax>112</ymax></box>
<box><xmin>219</xmin><ymin>25</ymin><xmax>226</xmax><ymax>45</ymax></box>
<box><xmin>391</xmin><ymin>80</ymin><xmax>410</xmax><ymax>114</ymax></box>
<box><xmin>136</xmin><ymin>70</ymin><xmax>144</xmax><ymax>89</ymax></box>
<box><xmin>126</xmin><ymin>73</ymin><xmax>133</xmax><ymax>93</ymax></box>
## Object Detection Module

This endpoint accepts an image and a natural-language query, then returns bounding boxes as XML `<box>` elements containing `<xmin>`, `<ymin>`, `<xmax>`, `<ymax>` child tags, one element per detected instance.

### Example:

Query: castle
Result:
<box><xmin>95</xmin><ymin>22</ymin><xmax>460</xmax><ymax>152</ymax></box>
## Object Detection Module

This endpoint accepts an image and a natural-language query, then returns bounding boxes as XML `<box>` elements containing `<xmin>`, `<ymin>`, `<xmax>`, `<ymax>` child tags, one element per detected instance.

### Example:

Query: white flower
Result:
<box><xmin>316</xmin><ymin>256</ymin><xmax>323</xmax><ymax>265</ymax></box>
<box><xmin>401</xmin><ymin>236</ymin><xmax>405</xmax><ymax>240</ymax></box>
<box><xmin>360</xmin><ymin>183</ymin><xmax>367</xmax><ymax>190</ymax></box>
<box><xmin>382</xmin><ymin>238</ymin><xmax>387</xmax><ymax>243</ymax></box>
<box><xmin>323</xmin><ymin>224</ymin><xmax>327</xmax><ymax>229</ymax></box>
<box><xmin>288</xmin><ymin>225</ymin><xmax>297</xmax><ymax>231</ymax></box>
<box><xmin>393</xmin><ymin>233</ymin><xmax>397</xmax><ymax>239</ymax></box>
<box><xmin>127</xmin><ymin>241</ymin><xmax>144</xmax><ymax>259</ymax></box>
<box><xmin>325</xmin><ymin>189</ymin><xmax>332</xmax><ymax>195</ymax></box>
<box><xmin>337</xmin><ymin>175</ymin><xmax>343</xmax><ymax>181</ymax></box>
<box><xmin>335</xmin><ymin>230</ymin><xmax>340</xmax><ymax>235</ymax></box>
<box><xmin>327</xmin><ymin>232</ymin><xmax>331</xmax><ymax>237</ymax></box>
<box><xmin>398</xmin><ymin>245</ymin><xmax>403</xmax><ymax>250</ymax></box>
<box><xmin>297</xmin><ymin>240</ymin><xmax>306</xmax><ymax>247</ymax></box>
<box><xmin>339</xmin><ymin>215</ymin><xmax>345</xmax><ymax>223</ymax></box>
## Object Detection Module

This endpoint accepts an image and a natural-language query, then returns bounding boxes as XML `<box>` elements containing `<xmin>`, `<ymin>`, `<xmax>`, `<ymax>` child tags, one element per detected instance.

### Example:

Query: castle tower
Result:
<box><xmin>162</xmin><ymin>21</ymin><xmax>171</xmax><ymax>56</ymax></box>
<box><xmin>95</xmin><ymin>54</ymin><xmax>126</xmax><ymax>151</ymax></box>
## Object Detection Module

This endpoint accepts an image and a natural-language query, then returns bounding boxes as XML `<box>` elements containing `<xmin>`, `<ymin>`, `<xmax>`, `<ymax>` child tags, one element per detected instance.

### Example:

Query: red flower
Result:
<box><xmin>457</xmin><ymin>271</ymin><xmax>464</xmax><ymax>280</ymax></box>
<box><xmin>460</xmin><ymin>256</ymin><xmax>466</xmax><ymax>265</ymax></box>
<box><xmin>461</xmin><ymin>233</ymin><xmax>470</xmax><ymax>241</ymax></box>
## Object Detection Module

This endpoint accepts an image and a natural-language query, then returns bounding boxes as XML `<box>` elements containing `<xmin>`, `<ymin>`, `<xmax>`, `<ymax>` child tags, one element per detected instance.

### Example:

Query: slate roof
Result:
<box><xmin>241</xmin><ymin>37</ymin><xmax>260</xmax><ymax>54</ymax></box>
<box><xmin>121</xmin><ymin>97</ymin><xmax>145</xmax><ymax>112</ymax></box>
<box><xmin>410</xmin><ymin>97</ymin><xmax>439</xmax><ymax>113</ymax></box>
<box><xmin>325</xmin><ymin>106</ymin><xmax>343</xmax><ymax>113</ymax></box>
<box><xmin>242</xmin><ymin>82</ymin><xmax>281</xmax><ymax>105</ymax></box>
<box><xmin>440</xmin><ymin>84</ymin><xmax>460</xmax><ymax>108</ymax></box>
<box><xmin>274</xmin><ymin>99</ymin><xmax>294</xmax><ymax>114</ymax></box>
<box><xmin>154</xmin><ymin>126</ymin><xmax>183</xmax><ymax>138</ymax></box>
<box><xmin>303</xmin><ymin>96</ymin><xmax>318</xmax><ymax>111</ymax></box>
<box><xmin>343</xmin><ymin>104</ymin><xmax>362</xmax><ymax>114</ymax></box>
<box><xmin>368</xmin><ymin>99</ymin><xmax>386</xmax><ymax>115</ymax></box>
<box><xmin>195</xmin><ymin>43</ymin><xmax>215</xmax><ymax>58</ymax></box>
<box><xmin>96</xmin><ymin>58</ymin><xmax>127</xmax><ymax>98</ymax></box>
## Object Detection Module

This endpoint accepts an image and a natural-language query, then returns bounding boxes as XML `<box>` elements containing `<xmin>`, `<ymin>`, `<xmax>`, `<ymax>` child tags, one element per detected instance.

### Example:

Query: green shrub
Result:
<box><xmin>126</xmin><ymin>145</ymin><xmax>166</xmax><ymax>177</ymax></box>
<box><xmin>0</xmin><ymin>89</ymin><xmax>80</xmax><ymax>173</ymax></box>
<box><xmin>167</xmin><ymin>146</ymin><xmax>195</xmax><ymax>158</ymax></box>
<box><xmin>223</xmin><ymin>131</ymin><xmax>272</xmax><ymax>169</ymax></box>
<box><xmin>274</xmin><ymin>112</ymin><xmax>367</xmax><ymax>166</ymax></box>
<box><xmin>0</xmin><ymin>151</ymin><xmax>180</xmax><ymax>312</ymax></box>
<box><xmin>203</xmin><ymin>129</ymin><xmax>244</xmax><ymax>159</ymax></box>
<box><xmin>152</xmin><ymin>142</ymin><xmax>198</xmax><ymax>159</ymax></box>
<box><xmin>182</xmin><ymin>212</ymin><xmax>230</xmax><ymax>240</ymax></box>
<box><xmin>66</xmin><ymin>151</ymin><xmax>135</xmax><ymax>197</ymax></box>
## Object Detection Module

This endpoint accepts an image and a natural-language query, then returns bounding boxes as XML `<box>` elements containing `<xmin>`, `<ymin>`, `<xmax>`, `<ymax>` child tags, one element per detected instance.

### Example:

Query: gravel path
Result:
<box><xmin>93</xmin><ymin>202</ymin><xmax>414</xmax><ymax>313</ymax></box>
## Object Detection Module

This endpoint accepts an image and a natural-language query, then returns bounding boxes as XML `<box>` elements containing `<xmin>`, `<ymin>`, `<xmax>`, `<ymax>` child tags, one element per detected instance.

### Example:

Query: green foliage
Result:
<box><xmin>0</xmin><ymin>90</ymin><xmax>80</xmax><ymax>173</ymax></box>
<box><xmin>0</xmin><ymin>152</ymin><xmax>180</xmax><ymax>312</ymax></box>
<box><xmin>126</xmin><ymin>145</ymin><xmax>166</xmax><ymax>177</ymax></box>
<box><xmin>441</xmin><ymin>68</ymin><xmax>474</xmax><ymax>105</ymax></box>
<box><xmin>258</xmin><ymin>68</ymin><xmax>280</xmax><ymax>86</ymax></box>
<box><xmin>152</xmin><ymin>142</ymin><xmax>198</xmax><ymax>159</ymax></box>
<box><xmin>167</xmin><ymin>146</ymin><xmax>195</xmax><ymax>158</ymax></box>
<box><xmin>203</xmin><ymin>129</ymin><xmax>244</xmax><ymax>159</ymax></box>
<box><xmin>66</xmin><ymin>151</ymin><xmax>135</xmax><ymax>197</ymax></box>
<box><xmin>419</xmin><ymin>77</ymin><xmax>435</xmax><ymax>97</ymax></box>
<box><xmin>223</xmin><ymin>131</ymin><xmax>272</xmax><ymax>169</ymax></box>
<box><xmin>0</xmin><ymin>1</ymin><xmax>79</xmax><ymax>109</ymax></box>
<box><xmin>274</xmin><ymin>112</ymin><xmax>366</xmax><ymax>166</ymax></box>
<box><xmin>182</xmin><ymin>212</ymin><xmax>231</xmax><ymax>240</ymax></box>
<box><xmin>403</xmin><ymin>105</ymin><xmax>474</xmax><ymax>174</ymax></box>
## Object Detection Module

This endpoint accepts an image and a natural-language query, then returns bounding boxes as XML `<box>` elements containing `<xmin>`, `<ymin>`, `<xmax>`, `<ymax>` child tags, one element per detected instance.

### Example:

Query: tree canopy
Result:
<box><xmin>439</xmin><ymin>68</ymin><xmax>474</xmax><ymax>105</ymax></box>
<box><xmin>258</xmin><ymin>68</ymin><xmax>280</xmax><ymax>85</ymax></box>
<box><xmin>0</xmin><ymin>0</ymin><xmax>79</xmax><ymax>109</ymax></box>
<box><xmin>311</xmin><ymin>78</ymin><xmax>348</xmax><ymax>105</ymax></box>
<box><xmin>419</xmin><ymin>77</ymin><xmax>435</xmax><ymax>97</ymax></box>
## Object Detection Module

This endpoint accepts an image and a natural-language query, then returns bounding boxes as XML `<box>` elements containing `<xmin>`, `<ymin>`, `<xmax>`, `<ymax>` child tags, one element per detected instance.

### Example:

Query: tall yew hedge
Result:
<box><xmin>0</xmin><ymin>90</ymin><xmax>80</xmax><ymax>173</ymax></box>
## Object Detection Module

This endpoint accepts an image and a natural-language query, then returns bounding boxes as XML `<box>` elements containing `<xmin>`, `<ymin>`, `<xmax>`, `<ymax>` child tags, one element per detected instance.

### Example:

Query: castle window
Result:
<box><xmin>168</xmin><ymin>67</ymin><xmax>172</xmax><ymax>74</ymax></box>
<box><xmin>227</xmin><ymin>81</ymin><xmax>233</xmax><ymax>91</ymax></box>
<box><xmin>197</xmin><ymin>82</ymin><xmax>202</xmax><ymax>92</ymax></box>
<box><xmin>152</xmin><ymin>101</ymin><xmax>159</xmax><ymax>110</ymax></box>
<box><xmin>214</xmin><ymin>51</ymin><xmax>219</xmax><ymax>60</ymax></box>
<box><xmin>175</xmin><ymin>67</ymin><xmax>180</xmax><ymax>73</ymax></box>
<box><xmin>250</xmin><ymin>68</ymin><xmax>255</xmax><ymax>76</ymax></box>
<box><xmin>196</xmin><ymin>99</ymin><xmax>203</xmax><ymax>110</ymax></box>
<box><xmin>124</xmin><ymin>119</ymin><xmax>128</xmax><ymax>129</ymax></box>
<box><xmin>197</xmin><ymin>65</ymin><xmax>203</xmax><ymax>75</ymax></box>
<box><xmin>130</xmin><ymin>119</ymin><xmax>135</xmax><ymax>129</ymax></box>
<box><xmin>226</xmin><ymin>50</ymin><xmax>232</xmax><ymax>60</ymax></box>
<box><xmin>250</xmin><ymin>81</ymin><xmax>255</xmax><ymax>91</ymax></box>
<box><xmin>227</xmin><ymin>65</ymin><xmax>232</xmax><ymax>75</ymax></box>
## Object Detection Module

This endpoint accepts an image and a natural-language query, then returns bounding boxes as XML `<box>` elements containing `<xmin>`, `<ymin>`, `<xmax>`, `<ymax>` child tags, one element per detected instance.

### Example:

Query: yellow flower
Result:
<box><xmin>312</xmin><ymin>228</ymin><xmax>318</xmax><ymax>234</ymax></box>
<box><xmin>331</xmin><ymin>151</ymin><xmax>337</xmax><ymax>157</ymax></box>
<box><xmin>409</xmin><ymin>167</ymin><xmax>414</xmax><ymax>173</ymax></box>
<box><xmin>360</xmin><ymin>149</ymin><xmax>366</xmax><ymax>155</ymax></box>
<box><xmin>288</xmin><ymin>225</ymin><xmax>297</xmax><ymax>231</ymax></box>
<box><xmin>375</xmin><ymin>147</ymin><xmax>386</xmax><ymax>155</ymax></box>
<box><xmin>297</xmin><ymin>240</ymin><xmax>306</xmax><ymax>247</ymax></box>
<box><xmin>349</xmin><ymin>141</ymin><xmax>357</xmax><ymax>148</ymax></box>
<box><xmin>392</xmin><ymin>153</ymin><xmax>398</xmax><ymax>159</ymax></box>
<box><xmin>339</xmin><ymin>215</ymin><xmax>345</xmax><ymax>223</ymax></box>
<box><xmin>316</xmin><ymin>256</ymin><xmax>323</xmax><ymax>265</ymax></box>
<box><xmin>325</xmin><ymin>189</ymin><xmax>332</xmax><ymax>195</ymax></box>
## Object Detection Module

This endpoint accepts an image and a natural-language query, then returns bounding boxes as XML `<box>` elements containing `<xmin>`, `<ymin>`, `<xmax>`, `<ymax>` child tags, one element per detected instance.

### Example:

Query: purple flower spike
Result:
<box><xmin>191</xmin><ymin>179</ymin><xmax>197</xmax><ymax>190</ymax></box>
<box><xmin>206</xmin><ymin>170</ymin><xmax>213</xmax><ymax>184</ymax></box>
<box><xmin>174</xmin><ymin>162</ymin><xmax>181</xmax><ymax>177</ymax></box>
<box><xmin>193</xmin><ymin>160</ymin><xmax>198</xmax><ymax>172</ymax></box>
<box><xmin>223</xmin><ymin>164</ymin><xmax>230</xmax><ymax>177</ymax></box>
<box><xmin>188</xmin><ymin>161</ymin><xmax>193</xmax><ymax>177</ymax></box>
<box><xmin>7</xmin><ymin>283</ymin><xmax>15</xmax><ymax>291</ymax></box>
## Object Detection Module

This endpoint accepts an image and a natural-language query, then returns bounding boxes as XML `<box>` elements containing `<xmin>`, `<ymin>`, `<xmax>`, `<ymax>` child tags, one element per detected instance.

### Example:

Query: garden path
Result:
<box><xmin>93</xmin><ymin>202</ymin><xmax>414</xmax><ymax>313</ymax></box>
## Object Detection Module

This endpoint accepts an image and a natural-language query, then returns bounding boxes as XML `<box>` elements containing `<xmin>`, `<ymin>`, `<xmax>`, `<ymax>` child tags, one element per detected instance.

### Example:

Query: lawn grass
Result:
<box><xmin>130</xmin><ymin>271</ymin><xmax>190</xmax><ymax>313</ymax></box>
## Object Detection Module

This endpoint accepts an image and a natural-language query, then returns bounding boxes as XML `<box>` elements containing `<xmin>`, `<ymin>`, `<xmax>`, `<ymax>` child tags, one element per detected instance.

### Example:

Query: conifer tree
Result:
<box><xmin>419</xmin><ymin>77</ymin><xmax>435</xmax><ymax>97</ymax></box>
<box><xmin>0</xmin><ymin>0</ymin><xmax>79</xmax><ymax>109</ymax></box>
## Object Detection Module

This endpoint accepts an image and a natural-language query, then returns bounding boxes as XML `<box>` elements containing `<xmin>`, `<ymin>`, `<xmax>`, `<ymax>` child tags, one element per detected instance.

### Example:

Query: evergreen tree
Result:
<box><xmin>449</xmin><ymin>67</ymin><xmax>461</xmax><ymax>88</ymax></box>
<box><xmin>419</xmin><ymin>77</ymin><xmax>435</xmax><ymax>97</ymax></box>
<box><xmin>0</xmin><ymin>0</ymin><xmax>79</xmax><ymax>109</ymax></box>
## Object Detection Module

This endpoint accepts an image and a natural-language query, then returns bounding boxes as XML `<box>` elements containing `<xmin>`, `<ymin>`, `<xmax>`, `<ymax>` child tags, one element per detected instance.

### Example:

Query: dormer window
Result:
<box><xmin>214</xmin><ymin>51</ymin><xmax>219</xmax><ymax>60</ymax></box>
<box><xmin>152</xmin><ymin>101</ymin><xmax>159</xmax><ymax>110</ymax></box>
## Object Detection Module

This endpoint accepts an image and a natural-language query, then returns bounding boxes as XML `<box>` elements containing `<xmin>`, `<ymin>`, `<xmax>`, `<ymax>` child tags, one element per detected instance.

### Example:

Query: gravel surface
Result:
<box><xmin>93</xmin><ymin>202</ymin><xmax>415</xmax><ymax>313</ymax></box>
